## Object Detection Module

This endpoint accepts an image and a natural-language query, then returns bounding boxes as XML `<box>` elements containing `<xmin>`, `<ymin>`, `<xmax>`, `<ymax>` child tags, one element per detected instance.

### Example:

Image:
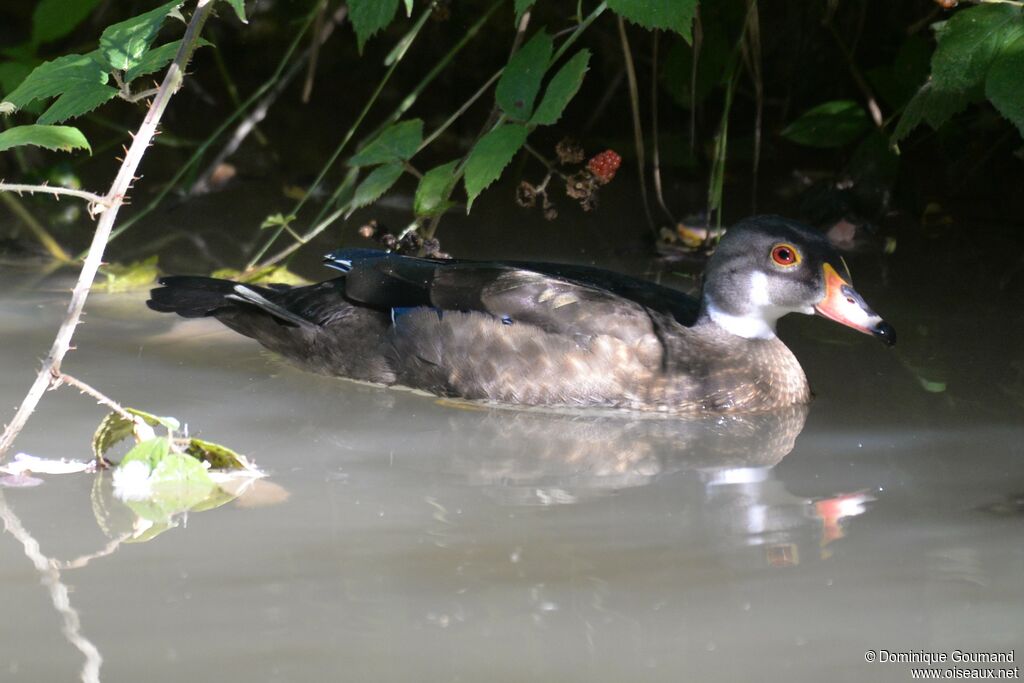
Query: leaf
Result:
<box><xmin>121</xmin><ymin>437</ymin><xmax>171</xmax><ymax>470</ymax></box>
<box><xmin>404</xmin><ymin>0</ymin><xmax>414</xmax><ymax>17</ymax></box>
<box><xmin>514</xmin><ymin>0</ymin><xmax>534</xmax><ymax>24</ymax></box>
<box><xmin>530</xmin><ymin>49</ymin><xmax>590</xmax><ymax>126</ymax></box>
<box><xmin>148</xmin><ymin>453</ymin><xmax>215</xmax><ymax>507</ymax></box>
<box><xmin>348</xmin><ymin>0</ymin><xmax>400</xmax><ymax>52</ymax></box>
<box><xmin>259</xmin><ymin>213</ymin><xmax>297</xmax><ymax>230</ymax></box>
<box><xmin>95</xmin><ymin>256</ymin><xmax>160</xmax><ymax>292</ymax></box>
<box><xmin>495</xmin><ymin>30</ymin><xmax>553</xmax><ymax>121</ymax></box>
<box><xmin>891</xmin><ymin>81</ymin><xmax>972</xmax><ymax>144</ymax></box>
<box><xmin>931</xmin><ymin>4</ymin><xmax>1024</xmax><ymax>94</ymax></box>
<box><xmin>463</xmin><ymin>123</ymin><xmax>528</xmax><ymax>211</ymax></box>
<box><xmin>781</xmin><ymin>100</ymin><xmax>870</xmax><ymax>148</ymax></box>
<box><xmin>93</xmin><ymin>408</ymin><xmax>180</xmax><ymax>461</ymax></box>
<box><xmin>349</xmin><ymin>119</ymin><xmax>423</xmax><ymax>166</ymax></box>
<box><xmin>0</xmin><ymin>125</ymin><xmax>91</xmax><ymax>154</ymax></box>
<box><xmin>1</xmin><ymin>51</ymin><xmax>116</xmax><ymax>123</ymax></box>
<box><xmin>31</xmin><ymin>0</ymin><xmax>103</xmax><ymax>46</ymax></box>
<box><xmin>986</xmin><ymin>34</ymin><xmax>1024</xmax><ymax>136</ymax></box>
<box><xmin>608</xmin><ymin>0</ymin><xmax>699</xmax><ymax>43</ymax></box>
<box><xmin>185</xmin><ymin>438</ymin><xmax>248</xmax><ymax>470</ymax></box>
<box><xmin>125</xmin><ymin>38</ymin><xmax>211</xmax><ymax>82</ymax></box>
<box><xmin>99</xmin><ymin>0</ymin><xmax>182</xmax><ymax>72</ymax></box>
<box><xmin>222</xmin><ymin>0</ymin><xmax>248</xmax><ymax>24</ymax></box>
<box><xmin>352</xmin><ymin>162</ymin><xmax>405</xmax><ymax>209</ymax></box>
<box><xmin>210</xmin><ymin>265</ymin><xmax>310</xmax><ymax>286</ymax></box>
<box><xmin>414</xmin><ymin>160</ymin><xmax>458</xmax><ymax>217</ymax></box>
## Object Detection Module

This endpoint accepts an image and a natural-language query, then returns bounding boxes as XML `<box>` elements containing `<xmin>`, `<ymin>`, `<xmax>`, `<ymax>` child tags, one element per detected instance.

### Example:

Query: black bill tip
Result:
<box><xmin>873</xmin><ymin>321</ymin><xmax>897</xmax><ymax>346</ymax></box>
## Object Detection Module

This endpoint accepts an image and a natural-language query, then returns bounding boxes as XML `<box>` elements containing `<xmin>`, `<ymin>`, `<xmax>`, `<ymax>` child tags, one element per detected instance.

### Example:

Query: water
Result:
<box><xmin>0</xmin><ymin>245</ymin><xmax>1021</xmax><ymax>682</ymax></box>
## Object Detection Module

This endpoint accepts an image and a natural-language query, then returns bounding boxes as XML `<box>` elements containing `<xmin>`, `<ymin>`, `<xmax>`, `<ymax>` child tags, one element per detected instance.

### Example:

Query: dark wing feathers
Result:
<box><xmin>326</xmin><ymin>250</ymin><xmax>699</xmax><ymax>341</ymax></box>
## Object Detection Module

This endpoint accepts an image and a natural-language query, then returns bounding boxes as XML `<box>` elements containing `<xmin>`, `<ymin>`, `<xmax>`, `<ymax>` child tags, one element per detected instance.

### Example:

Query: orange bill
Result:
<box><xmin>814</xmin><ymin>263</ymin><xmax>896</xmax><ymax>345</ymax></box>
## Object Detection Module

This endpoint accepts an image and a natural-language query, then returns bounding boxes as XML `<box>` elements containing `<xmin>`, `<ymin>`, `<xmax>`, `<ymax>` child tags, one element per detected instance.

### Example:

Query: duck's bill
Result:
<box><xmin>814</xmin><ymin>264</ymin><xmax>896</xmax><ymax>346</ymax></box>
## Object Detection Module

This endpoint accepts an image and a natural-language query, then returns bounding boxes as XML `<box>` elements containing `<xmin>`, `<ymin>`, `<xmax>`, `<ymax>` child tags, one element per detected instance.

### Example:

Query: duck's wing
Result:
<box><xmin>325</xmin><ymin>249</ymin><xmax>698</xmax><ymax>343</ymax></box>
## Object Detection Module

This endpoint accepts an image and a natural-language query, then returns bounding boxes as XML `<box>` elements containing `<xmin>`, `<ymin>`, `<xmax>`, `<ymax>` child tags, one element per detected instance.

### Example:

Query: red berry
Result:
<box><xmin>587</xmin><ymin>150</ymin><xmax>621</xmax><ymax>184</ymax></box>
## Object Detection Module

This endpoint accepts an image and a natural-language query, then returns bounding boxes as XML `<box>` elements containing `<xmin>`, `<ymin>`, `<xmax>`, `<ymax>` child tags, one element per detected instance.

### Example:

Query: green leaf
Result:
<box><xmin>185</xmin><ymin>438</ymin><xmax>248</xmax><ymax>470</ymax></box>
<box><xmin>222</xmin><ymin>0</ymin><xmax>248</xmax><ymax>23</ymax></box>
<box><xmin>149</xmin><ymin>452</ymin><xmax>215</xmax><ymax>507</ymax></box>
<box><xmin>414</xmin><ymin>160</ymin><xmax>458</xmax><ymax>217</ymax></box>
<box><xmin>121</xmin><ymin>437</ymin><xmax>171</xmax><ymax>470</ymax></box>
<box><xmin>608</xmin><ymin>0</ymin><xmax>698</xmax><ymax>43</ymax></box>
<box><xmin>404</xmin><ymin>0</ymin><xmax>414</xmax><ymax>17</ymax></box>
<box><xmin>495</xmin><ymin>30</ymin><xmax>553</xmax><ymax>121</ymax></box>
<box><xmin>348</xmin><ymin>0</ymin><xmax>400</xmax><ymax>52</ymax></box>
<box><xmin>514</xmin><ymin>0</ymin><xmax>534</xmax><ymax>24</ymax></box>
<box><xmin>1</xmin><ymin>51</ymin><xmax>116</xmax><ymax>123</ymax></box>
<box><xmin>31</xmin><ymin>0</ymin><xmax>103</xmax><ymax>46</ymax></box>
<box><xmin>96</xmin><ymin>256</ymin><xmax>161</xmax><ymax>292</ymax></box>
<box><xmin>352</xmin><ymin>162</ymin><xmax>405</xmax><ymax>209</ymax></box>
<box><xmin>463</xmin><ymin>123</ymin><xmax>528</xmax><ymax>212</ymax></box>
<box><xmin>781</xmin><ymin>100</ymin><xmax>870</xmax><ymax>148</ymax></box>
<box><xmin>93</xmin><ymin>408</ymin><xmax>181</xmax><ymax>461</ymax></box>
<box><xmin>931</xmin><ymin>4</ymin><xmax>1024</xmax><ymax>94</ymax></box>
<box><xmin>350</xmin><ymin>119</ymin><xmax>423</xmax><ymax>166</ymax></box>
<box><xmin>125</xmin><ymin>38</ymin><xmax>211</xmax><ymax>82</ymax></box>
<box><xmin>0</xmin><ymin>125</ymin><xmax>91</xmax><ymax>154</ymax></box>
<box><xmin>891</xmin><ymin>82</ymin><xmax>972</xmax><ymax>144</ymax></box>
<box><xmin>530</xmin><ymin>49</ymin><xmax>590</xmax><ymax>126</ymax></box>
<box><xmin>99</xmin><ymin>0</ymin><xmax>182</xmax><ymax>72</ymax></box>
<box><xmin>259</xmin><ymin>213</ymin><xmax>297</xmax><ymax>230</ymax></box>
<box><xmin>986</xmin><ymin>34</ymin><xmax>1024</xmax><ymax>137</ymax></box>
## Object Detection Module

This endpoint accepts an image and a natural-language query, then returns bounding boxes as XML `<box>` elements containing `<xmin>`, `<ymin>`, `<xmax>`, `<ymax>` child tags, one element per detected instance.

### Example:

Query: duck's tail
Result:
<box><xmin>147</xmin><ymin>276</ymin><xmax>311</xmax><ymax>327</ymax></box>
<box><xmin>146</xmin><ymin>275</ymin><xmax>396</xmax><ymax>383</ymax></box>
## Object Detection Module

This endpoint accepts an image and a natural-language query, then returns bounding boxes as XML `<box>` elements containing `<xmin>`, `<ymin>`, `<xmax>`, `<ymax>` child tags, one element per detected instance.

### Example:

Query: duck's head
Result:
<box><xmin>700</xmin><ymin>215</ymin><xmax>895</xmax><ymax>345</ymax></box>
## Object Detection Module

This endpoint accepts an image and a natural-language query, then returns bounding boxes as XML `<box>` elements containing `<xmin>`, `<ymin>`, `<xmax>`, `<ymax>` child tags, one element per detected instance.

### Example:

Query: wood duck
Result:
<box><xmin>147</xmin><ymin>215</ymin><xmax>894</xmax><ymax>413</ymax></box>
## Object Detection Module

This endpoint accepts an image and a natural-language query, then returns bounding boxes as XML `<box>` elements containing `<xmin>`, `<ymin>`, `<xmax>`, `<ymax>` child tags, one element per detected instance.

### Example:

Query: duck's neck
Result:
<box><xmin>700</xmin><ymin>301</ymin><xmax>778</xmax><ymax>340</ymax></box>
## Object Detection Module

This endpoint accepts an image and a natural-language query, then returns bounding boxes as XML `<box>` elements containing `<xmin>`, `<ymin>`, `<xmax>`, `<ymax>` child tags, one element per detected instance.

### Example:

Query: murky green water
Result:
<box><xmin>1</xmin><ymin>243</ymin><xmax>1021</xmax><ymax>682</ymax></box>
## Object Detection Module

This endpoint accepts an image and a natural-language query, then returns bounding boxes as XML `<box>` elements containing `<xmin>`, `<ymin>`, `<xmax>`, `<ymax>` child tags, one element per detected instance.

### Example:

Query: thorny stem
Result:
<box><xmin>51</xmin><ymin>372</ymin><xmax>134</xmax><ymax>423</ymax></box>
<box><xmin>0</xmin><ymin>492</ymin><xmax>103</xmax><ymax>683</ymax></box>
<box><xmin>0</xmin><ymin>182</ymin><xmax>109</xmax><ymax>211</ymax></box>
<box><xmin>0</xmin><ymin>0</ymin><xmax>216</xmax><ymax>459</ymax></box>
<box><xmin>100</xmin><ymin>1</ymin><xmax>324</xmax><ymax>248</ymax></box>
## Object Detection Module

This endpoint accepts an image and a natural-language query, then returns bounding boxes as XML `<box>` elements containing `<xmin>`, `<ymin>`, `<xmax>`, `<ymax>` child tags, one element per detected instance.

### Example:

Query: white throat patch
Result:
<box><xmin>705</xmin><ymin>271</ymin><xmax>812</xmax><ymax>340</ymax></box>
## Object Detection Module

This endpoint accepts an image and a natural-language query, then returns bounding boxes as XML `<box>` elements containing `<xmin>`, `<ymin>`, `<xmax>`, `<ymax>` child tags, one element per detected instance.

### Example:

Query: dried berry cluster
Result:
<box><xmin>358</xmin><ymin>220</ymin><xmax>449</xmax><ymax>258</ymax></box>
<box><xmin>515</xmin><ymin>139</ymin><xmax>622</xmax><ymax>220</ymax></box>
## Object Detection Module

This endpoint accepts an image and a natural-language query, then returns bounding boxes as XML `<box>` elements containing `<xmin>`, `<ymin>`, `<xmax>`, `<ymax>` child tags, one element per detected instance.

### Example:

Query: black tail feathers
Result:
<box><xmin>147</xmin><ymin>276</ymin><xmax>241</xmax><ymax>318</ymax></box>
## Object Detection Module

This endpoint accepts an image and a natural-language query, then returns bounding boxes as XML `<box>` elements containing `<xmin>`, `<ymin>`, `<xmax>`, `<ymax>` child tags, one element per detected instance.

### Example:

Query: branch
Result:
<box><xmin>0</xmin><ymin>0</ymin><xmax>216</xmax><ymax>458</ymax></box>
<box><xmin>0</xmin><ymin>182</ymin><xmax>109</xmax><ymax>210</ymax></box>
<box><xmin>617</xmin><ymin>17</ymin><xmax>656</xmax><ymax>238</ymax></box>
<box><xmin>0</xmin><ymin>492</ymin><xmax>104</xmax><ymax>682</ymax></box>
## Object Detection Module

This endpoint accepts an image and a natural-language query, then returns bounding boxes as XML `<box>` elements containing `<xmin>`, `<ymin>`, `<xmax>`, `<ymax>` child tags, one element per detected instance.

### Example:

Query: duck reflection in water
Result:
<box><xmin>423</xmin><ymin>401</ymin><xmax>871</xmax><ymax>567</ymax></box>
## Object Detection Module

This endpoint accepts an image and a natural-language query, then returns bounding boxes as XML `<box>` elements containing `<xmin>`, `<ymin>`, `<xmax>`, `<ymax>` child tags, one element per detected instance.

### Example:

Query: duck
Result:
<box><xmin>147</xmin><ymin>215</ymin><xmax>894</xmax><ymax>413</ymax></box>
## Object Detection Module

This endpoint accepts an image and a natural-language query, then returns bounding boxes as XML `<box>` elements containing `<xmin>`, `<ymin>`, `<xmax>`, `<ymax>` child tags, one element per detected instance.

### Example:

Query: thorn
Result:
<box><xmin>121</xmin><ymin>144</ymin><xmax>129</xmax><ymax>155</ymax></box>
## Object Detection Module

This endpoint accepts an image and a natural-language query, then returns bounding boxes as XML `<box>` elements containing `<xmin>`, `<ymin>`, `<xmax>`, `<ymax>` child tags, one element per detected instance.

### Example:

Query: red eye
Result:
<box><xmin>771</xmin><ymin>244</ymin><xmax>800</xmax><ymax>266</ymax></box>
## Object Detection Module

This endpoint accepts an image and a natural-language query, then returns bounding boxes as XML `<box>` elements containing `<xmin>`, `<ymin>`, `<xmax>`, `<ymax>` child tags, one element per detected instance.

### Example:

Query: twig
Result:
<box><xmin>0</xmin><ymin>182</ymin><xmax>108</xmax><ymax>209</ymax></box>
<box><xmin>649</xmin><ymin>31</ymin><xmax>675</xmax><ymax>225</ymax></box>
<box><xmin>0</xmin><ymin>192</ymin><xmax>73</xmax><ymax>262</ymax></box>
<box><xmin>740</xmin><ymin>0</ymin><xmax>763</xmax><ymax>212</ymax></box>
<box><xmin>190</xmin><ymin>2</ymin><xmax>347</xmax><ymax>195</ymax></box>
<box><xmin>0</xmin><ymin>492</ymin><xmax>103</xmax><ymax>683</ymax></box>
<box><xmin>50</xmin><ymin>372</ymin><xmax>134</xmax><ymax>423</ymax></box>
<box><xmin>0</xmin><ymin>0</ymin><xmax>216</xmax><ymax>458</ymax></box>
<box><xmin>246</xmin><ymin>6</ymin><xmax>434</xmax><ymax>268</ymax></box>
<box><xmin>826</xmin><ymin>22</ymin><xmax>883</xmax><ymax>128</ymax></box>
<box><xmin>617</xmin><ymin>17</ymin><xmax>656</xmax><ymax>237</ymax></box>
<box><xmin>416</xmin><ymin>69</ymin><xmax>502</xmax><ymax>154</ymax></box>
